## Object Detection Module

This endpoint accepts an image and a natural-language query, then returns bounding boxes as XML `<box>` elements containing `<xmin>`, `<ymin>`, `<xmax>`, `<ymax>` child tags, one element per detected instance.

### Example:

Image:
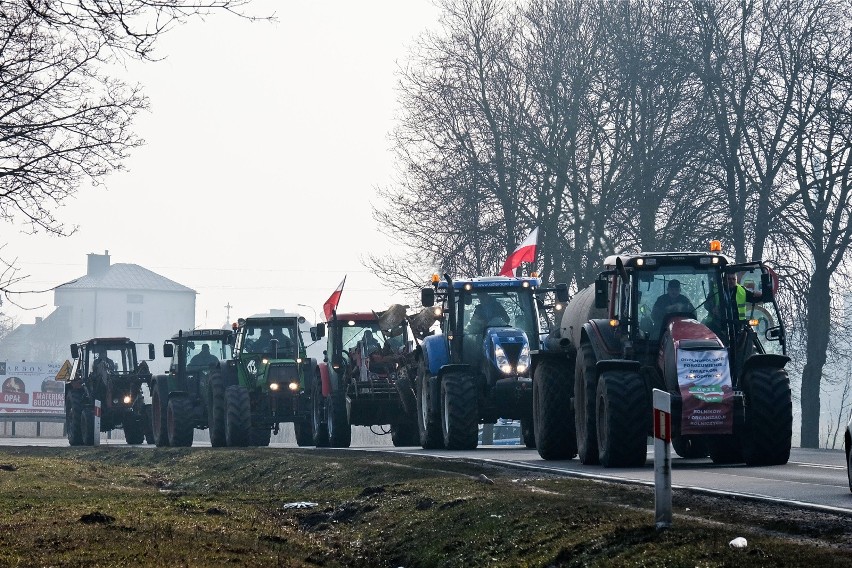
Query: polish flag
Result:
<box><xmin>499</xmin><ymin>227</ymin><xmax>539</xmax><ymax>277</ymax></box>
<box><xmin>323</xmin><ymin>276</ymin><xmax>346</xmax><ymax>321</ymax></box>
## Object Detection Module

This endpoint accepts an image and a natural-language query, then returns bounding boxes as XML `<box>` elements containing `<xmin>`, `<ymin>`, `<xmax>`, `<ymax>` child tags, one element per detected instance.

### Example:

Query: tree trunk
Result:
<box><xmin>800</xmin><ymin>269</ymin><xmax>831</xmax><ymax>448</ymax></box>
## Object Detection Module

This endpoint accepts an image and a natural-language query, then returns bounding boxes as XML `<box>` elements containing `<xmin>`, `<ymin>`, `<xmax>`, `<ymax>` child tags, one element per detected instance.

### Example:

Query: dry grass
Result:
<box><xmin>0</xmin><ymin>447</ymin><xmax>849</xmax><ymax>567</ymax></box>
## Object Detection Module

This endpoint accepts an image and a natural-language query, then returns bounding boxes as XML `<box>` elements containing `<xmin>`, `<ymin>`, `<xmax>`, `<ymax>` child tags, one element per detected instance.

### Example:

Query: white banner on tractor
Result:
<box><xmin>677</xmin><ymin>349</ymin><xmax>733</xmax><ymax>435</ymax></box>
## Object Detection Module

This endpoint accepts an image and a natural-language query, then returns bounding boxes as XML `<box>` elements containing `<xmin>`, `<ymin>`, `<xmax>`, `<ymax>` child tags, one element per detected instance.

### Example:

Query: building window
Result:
<box><xmin>127</xmin><ymin>311</ymin><xmax>142</xmax><ymax>329</ymax></box>
<box><xmin>127</xmin><ymin>294</ymin><xmax>143</xmax><ymax>304</ymax></box>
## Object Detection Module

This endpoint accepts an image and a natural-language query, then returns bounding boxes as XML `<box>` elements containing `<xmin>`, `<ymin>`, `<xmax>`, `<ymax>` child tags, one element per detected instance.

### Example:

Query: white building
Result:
<box><xmin>0</xmin><ymin>251</ymin><xmax>196</xmax><ymax>374</ymax></box>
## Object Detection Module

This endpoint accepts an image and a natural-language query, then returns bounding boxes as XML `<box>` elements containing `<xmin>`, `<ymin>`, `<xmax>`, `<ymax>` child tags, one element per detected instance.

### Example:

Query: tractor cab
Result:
<box><xmin>595</xmin><ymin>247</ymin><xmax>785</xmax><ymax>383</ymax></box>
<box><xmin>423</xmin><ymin>275</ymin><xmax>543</xmax><ymax>379</ymax></box>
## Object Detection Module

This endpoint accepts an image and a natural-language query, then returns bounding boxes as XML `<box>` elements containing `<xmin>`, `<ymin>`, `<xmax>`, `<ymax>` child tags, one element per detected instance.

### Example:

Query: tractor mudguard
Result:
<box><xmin>742</xmin><ymin>353</ymin><xmax>790</xmax><ymax>374</ymax></box>
<box><xmin>436</xmin><ymin>363</ymin><xmax>472</xmax><ymax>380</ymax></box>
<box><xmin>582</xmin><ymin>320</ymin><xmax>622</xmax><ymax>363</ymax></box>
<box><xmin>422</xmin><ymin>335</ymin><xmax>450</xmax><ymax>376</ymax></box>
<box><xmin>318</xmin><ymin>362</ymin><xmax>332</xmax><ymax>397</ymax></box>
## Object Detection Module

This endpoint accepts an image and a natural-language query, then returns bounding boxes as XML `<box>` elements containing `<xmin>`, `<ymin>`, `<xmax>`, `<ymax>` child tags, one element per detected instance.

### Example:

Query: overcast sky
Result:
<box><xmin>1</xmin><ymin>0</ymin><xmax>441</xmax><ymax>329</ymax></box>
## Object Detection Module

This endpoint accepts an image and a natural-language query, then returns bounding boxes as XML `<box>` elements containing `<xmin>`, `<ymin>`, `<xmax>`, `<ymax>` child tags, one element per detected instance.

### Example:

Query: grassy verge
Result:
<box><xmin>0</xmin><ymin>446</ymin><xmax>849</xmax><ymax>567</ymax></box>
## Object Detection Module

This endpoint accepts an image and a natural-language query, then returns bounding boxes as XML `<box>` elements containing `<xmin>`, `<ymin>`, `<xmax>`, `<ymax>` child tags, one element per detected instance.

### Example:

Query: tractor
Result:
<box><xmin>65</xmin><ymin>337</ymin><xmax>156</xmax><ymax>445</ymax></box>
<box><xmin>312</xmin><ymin>305</ymin><xmax>420</xmax><ymax>448</ymax></box>
<box><xmin>535</xmin><ymin>243</ymin><xmax>792</xmax><ymax>467</ymax></box>
<box><xmin>417</xmin><ymin>274</ymin><xmax>569</xmax><ymax>450</ymax></box>
<box><xmin>150</xmin><ymin>328</ymin><xmax>234</xmax><ymax>447</ymax></box>
<box><xmin>208</xmin><ymin>314</ymin><xmax>317</xmax><ymax>446</ymax></box>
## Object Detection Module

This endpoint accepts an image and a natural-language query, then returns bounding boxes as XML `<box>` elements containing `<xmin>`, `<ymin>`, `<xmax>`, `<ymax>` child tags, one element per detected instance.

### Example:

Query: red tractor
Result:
<box><xmin>535</xmin><ymin>243</ymin><xmax>792</xmax><ymax>467</ymax></box>
<box><xmin>311</xmin><ymin>306</ymin><xmax>420</xmax><ymax>447</ymax></box>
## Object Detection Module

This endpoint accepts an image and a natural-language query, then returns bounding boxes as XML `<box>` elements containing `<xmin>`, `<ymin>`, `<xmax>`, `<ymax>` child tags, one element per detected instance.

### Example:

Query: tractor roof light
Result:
<box><xmin>710</xmin><ymin>240</ymin><xmax>722</xmax><ymax>252</ymax></box>
<box><xmin>609</xmin><ymin>319</ymin><xmax>619</xmax><ymax>327</ymax></box>
<box><xmin>464</xmin><ymin>283</ymin><xmax>472</xmax><ymax>291</ymax></box>
<box><xmin>433</xmin><ymin>307</ymin><xmax>443</xmax><ymax>317</ymax></box>
<box><xmin>522</xmin><ymin>281</ymin><xmax>530</xmax><ymax>288</ymax></box>
<box><xmin>636</xmin><ymin>258</ymin><xmax>644</xmax><ymax>266</ymax></box>
<box><xmin>431</xmin><ymin>273</ymin><xmax>440</xmax><ymax>284</ymax></box>
<box><xmin>530</xmin><ymin>271</ymin><xmax>539</xmax><ymax>277</ymax></box>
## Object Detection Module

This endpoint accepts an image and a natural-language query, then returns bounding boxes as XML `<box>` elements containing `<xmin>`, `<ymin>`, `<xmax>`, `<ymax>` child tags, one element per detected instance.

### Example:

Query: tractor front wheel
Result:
<box><xmin>311</xmin><ymin>374</ymin><xmax>329</xmax><ymax>447</ymax></box>
<box><xmin>207</xmin><ymin>371</ymin><xmax>227</xmax><ymax>447</ymax></box>
<box><xmin>294</xmin><ymin>419</ymin><xmax>314</xmax><ymax>446</ymax></box>
<box><xmin>534</xmin><ymin>359</ymin><xmax>576</xmax><ymax>460</ymax></box>
<box><xmin>66</xmin><ymin>390</ymin><xmax>84</xmax><ymax>446</ymax></box>
<box><xmin>151</xmin><ymin>379</ymin><xmax>171</xmax><ymax>447</ymax></box>
<box><xmin>167</xmin><ymin>395</ymin><xmax>195</xmax><ymax>447</ymax></box>
<box><xmin>440</xmin><ymin>372</ymin><xmax>478</xmax><ymax>450</ymax></box>
<box><xmin>595</xmin><ymin>370</ymin><xmax>648</xmax><ymax>468</ymax></box>
<box><xmin>416</xmin><ymin>359</ymin><xmax>443</xmax><ymax>449</ymax></box>
<box><xmin>224</xmin><ymin>385</ymin><xmax>251</xmax><ymax>447</ymax></box>
<box><xmin>575</xmin><ymin>343</ymin><xmax>599</xmax><ymax>464</ymax></box>
<box><xmin>741</xmin><ymin>367</ymin><xmax>792</xmax><ymax>466</ymax></box>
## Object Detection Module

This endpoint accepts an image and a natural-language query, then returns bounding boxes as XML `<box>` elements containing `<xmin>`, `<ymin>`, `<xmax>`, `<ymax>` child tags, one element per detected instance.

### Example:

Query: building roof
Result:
<box><xmin>57</xmin><ymin>263</ymin><xmax>196</xmax><ymax>293</ymax></box>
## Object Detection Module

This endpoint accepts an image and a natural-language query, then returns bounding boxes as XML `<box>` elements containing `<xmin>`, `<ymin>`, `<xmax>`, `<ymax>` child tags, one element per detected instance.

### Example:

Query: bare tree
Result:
<box><xmin>0</xmin><ymin>0</ymin><xmax>265</xmax><ymax>296</ymax></box>
<box><xmin>782</xmin><ymin>6</ymin><xmax>852</xmax><ymax>446</ymax></box>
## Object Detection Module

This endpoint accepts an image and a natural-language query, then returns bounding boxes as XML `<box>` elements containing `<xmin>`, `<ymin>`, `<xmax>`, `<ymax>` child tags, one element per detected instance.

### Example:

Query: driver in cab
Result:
<box><xmin>651</xmin><ymin>279</ymin><xmax>696</xmax><ymax>327</ymax></box>
<box><xmin>466</xmin><ymin>293</ymin><xmax>510</xmax><ymax>335</ymax></box>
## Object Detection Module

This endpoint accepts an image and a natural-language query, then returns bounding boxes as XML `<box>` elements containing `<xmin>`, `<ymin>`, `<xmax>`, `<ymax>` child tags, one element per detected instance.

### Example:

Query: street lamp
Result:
<box><xmin>297</xmin><ymin>303</ymin><xmax>318</xmax><ymax>325</ymax></box>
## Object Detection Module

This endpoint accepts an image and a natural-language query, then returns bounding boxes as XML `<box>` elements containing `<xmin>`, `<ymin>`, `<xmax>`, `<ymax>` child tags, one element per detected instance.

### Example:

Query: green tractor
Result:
<box><xmin>150</xmin><ymin>328</ymin><xmax>234</xmax><ymax>447</ymax></box>
<box><xmin>208</xmin><ymin>313</ymin><xmax>317</xmax><ymax>446</ymax></box>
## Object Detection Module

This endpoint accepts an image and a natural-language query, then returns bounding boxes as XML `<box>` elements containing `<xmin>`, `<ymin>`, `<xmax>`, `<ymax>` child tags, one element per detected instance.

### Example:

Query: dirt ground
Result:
<box><xmin>0</xmin><ymin>446</ymin><xmax>849</xmax><ymax>567</ymax></box>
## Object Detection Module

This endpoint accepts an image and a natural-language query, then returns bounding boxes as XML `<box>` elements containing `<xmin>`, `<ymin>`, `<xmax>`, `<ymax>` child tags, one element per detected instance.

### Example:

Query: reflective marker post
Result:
<box><xmin>653</xmin><ymin>388</ymin><xmax>672</xmax><ymax>529</ymax></box>
<box><xmin>93</xmin><ymin>400</ymin><xmax>101</xmax><ymax>447</ymax></box>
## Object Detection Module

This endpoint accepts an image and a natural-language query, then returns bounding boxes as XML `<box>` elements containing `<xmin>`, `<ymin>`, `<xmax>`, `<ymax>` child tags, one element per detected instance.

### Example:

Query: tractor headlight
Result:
<box><xmin>288</xmin><ymin>382</ymin><xmax>299</xmax><ymax>391</ymax></box>
<box><xmin>494</xmin><ymin>344</ymin><xmax>509</xmax><ymax>368</ymax></box>
<box><xmin>123</xmin><ymin>395</ymin><xmax>132</xmax><ymax>405</ymax></box>
<box><xmin>269</xmin><ymin>383</ymin><xmax>280</xmax><ymax>391</ymax></box>
<box><xmin>517</xmin><ymin>345</ymin><xmax>531</xmax><ymax>375</ymax></box>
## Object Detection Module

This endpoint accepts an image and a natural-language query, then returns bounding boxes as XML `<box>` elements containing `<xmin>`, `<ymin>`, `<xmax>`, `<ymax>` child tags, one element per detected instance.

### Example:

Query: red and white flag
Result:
<box><xmin>499</xmin><ymin>227</ymin><xmax>539</xmax><ymax>277</ymax></box>
<box><xmin>323</xmin><ymin>276</ymin><xmax>346</xmax><ymax>320</ymax></box>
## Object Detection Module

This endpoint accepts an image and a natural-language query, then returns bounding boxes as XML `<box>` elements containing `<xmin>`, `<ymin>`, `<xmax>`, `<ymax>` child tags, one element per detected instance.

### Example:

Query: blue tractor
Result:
<box><xmin>417</xmin><ymin>274</ymin><xmax>569</xmax><ymax>450</ymax></box>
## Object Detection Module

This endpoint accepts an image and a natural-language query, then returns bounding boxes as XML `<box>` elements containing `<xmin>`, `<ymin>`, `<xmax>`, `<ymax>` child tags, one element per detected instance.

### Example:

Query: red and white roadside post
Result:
<box><xmin>93</xmin><ymin>400</ymin><xmax>101</xmax><ymax>447</ymax></box>
<box><xmin>653</xmin><ymin>388</ymin><xmax>672</xmax><ymax>529</ymax></box>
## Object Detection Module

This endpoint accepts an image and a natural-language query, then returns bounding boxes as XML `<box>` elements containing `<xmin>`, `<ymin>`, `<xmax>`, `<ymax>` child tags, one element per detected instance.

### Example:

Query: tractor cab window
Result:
<box><xmin>732</xmin><ymin>265</ymin><xmax>785</xmax><ymax>357</ymax></box>
<box><xmin>185</xmin><ymin>339</ymin><xmax>232</xmax><ymax>369</ymax></box>
<box><xmin>243</xmin><ymin>322</ymin><xmax>298</xmax><ymax>356</ymax></box>
<box><xmin>89</xmin><ymin>347</ymin><xmax>130</xmax><ymax>374</ymax></box>
<box><xmin>635</xmin><ymin>267</ymin><xmax>718</xmax><ymax>340</ymax></box>
<box><xmin>461</xmin><ymin>289</ymin><xmax>538</xmax><ymax>344</ymax></box>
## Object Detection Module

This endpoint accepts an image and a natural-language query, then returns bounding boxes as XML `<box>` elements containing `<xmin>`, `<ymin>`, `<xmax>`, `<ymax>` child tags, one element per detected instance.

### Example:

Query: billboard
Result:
<box><xmin>0</xmin><ymin>361</ymin><xmax>66</xmax><ymax>414</ymax></box>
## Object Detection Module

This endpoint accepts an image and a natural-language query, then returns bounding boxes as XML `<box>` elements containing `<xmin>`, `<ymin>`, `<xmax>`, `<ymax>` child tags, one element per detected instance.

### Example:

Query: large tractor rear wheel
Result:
<box><xmin>250</xmin><ymin>426</ymin><xmax>272</xmax><ymax>446</ymax></box>
<box><xmin>224</xmin><ymin>385</ymin><xmax>251</xmax><ymax>447</ymax></box>
<box><xmin>167</xmin><ymin>395</ymin><xmax>195</xmax><ymax>447</ymax></box>
<box><xmin>151</xmin><ymin>379</ymin><xmax>170</xmax><ymax>447</ymax></box>
<box><xmin>294</xmin><ymin>419</ymin><xmax>314</xmax><ymax>446</ymax></box>
<box><xmin>416</xmin><ymin>359</ymin><xmax>444</xmax><ymax>449</ymax></box>
<box><xmin>207</xmin><ymin>371</ymin><xmax>227</xmax><ymax>448</ymax></box>
<box><xmin>80</xmin><ymin>401</ymin><xmax>95</xmax><ymax>446</ymax></box>
<box><xmin>312</xmin><ymin>375</ymin><xmax>330</xmax><ymax>447</ymax></box>
<box><xmin>142</xmin><ymin>404</ymin><xmax>154</xmax><ymax>445</ymax></box>
<box><xmin>440</xmin><ymin>372</ymin><xmax>478</xmax><ymax>450</ymax></box>
<box><xmin>575</xmin><ymin>343</ymin><xmax>600</xmax><ymax>464</ymax></box>
<box><xmin>595</xmin><ymin>370</ymin><xmax>648</xmax><ymax>468</ymax></box>
<box><xmin>66</xmin><ymin>389</ymin><xmax>84</xmax><ymax>446</ymax></box>
<box><xmin>741</xmin><ymin>367</ymin><xmax>792</xmax><ymax>466</ymax></box>
<box><xmin>391</xmin><ymin>419</ymin><xmax>420</xmax><ymax>447</ymax></box>
<box><xmin>534</xmin><ymin>359</ymin><xmax>577</xmax><ymax>460</ymax></box>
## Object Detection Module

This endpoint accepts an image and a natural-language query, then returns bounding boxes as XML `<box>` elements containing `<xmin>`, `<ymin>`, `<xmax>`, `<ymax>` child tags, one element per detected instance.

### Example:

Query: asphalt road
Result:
<box><xmin>3</xmin><ymin>437</ymin><xmax>849</xmax><ymax>514</ymax></box>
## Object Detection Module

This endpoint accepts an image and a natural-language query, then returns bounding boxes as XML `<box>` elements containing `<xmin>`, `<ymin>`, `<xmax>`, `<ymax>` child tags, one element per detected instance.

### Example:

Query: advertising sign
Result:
<box><xmin>677</xmin><ymin>349</ymin><xmax>733</xmax><ymax>435</ymax></box>
<box><xmin>0</xmin><ymin>361</ymin><xmax>65</xmax><ymax>414</ymax></box>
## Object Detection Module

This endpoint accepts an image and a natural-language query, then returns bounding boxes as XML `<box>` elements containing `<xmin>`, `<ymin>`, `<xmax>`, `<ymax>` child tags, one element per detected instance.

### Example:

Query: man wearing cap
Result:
<box><xmin>652</xmin><ymin>279</ymin><xmax>696</xmax><ymax>327</ymax></box>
